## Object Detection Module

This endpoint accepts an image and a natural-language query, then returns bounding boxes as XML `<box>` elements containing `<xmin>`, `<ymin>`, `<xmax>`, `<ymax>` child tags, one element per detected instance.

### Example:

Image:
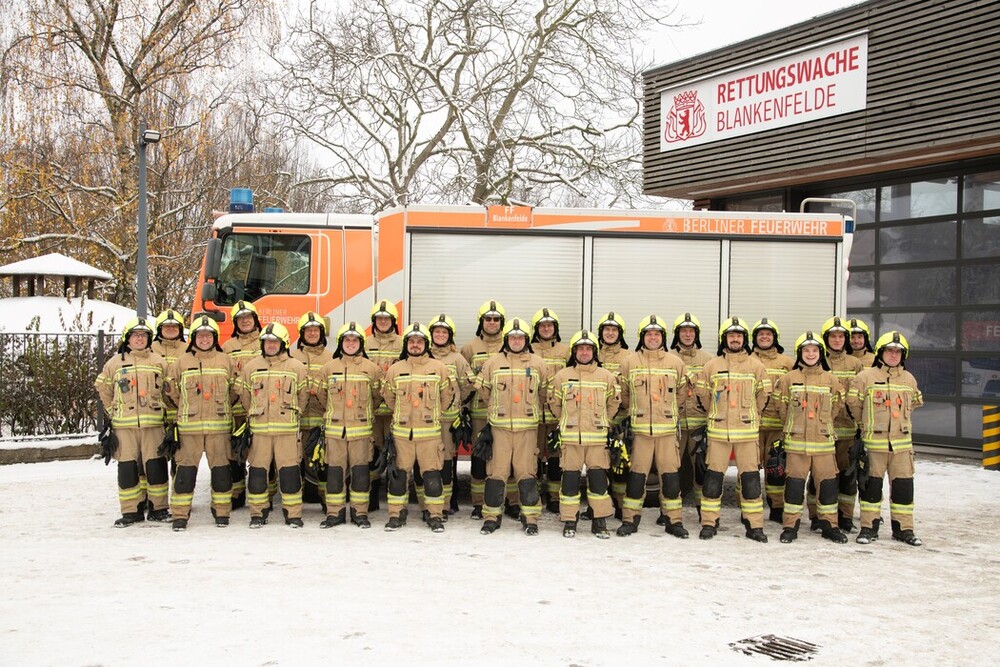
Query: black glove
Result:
<box><xmin>450</xmin><ymin>406</ymin><xmax>473</xmax><ymax>447</ymax></box>
<box><xmin>472</xmin><ymin>423</ymin><xmax>493</xmax><ymax>461</ymax></box>
<box><xmin>373</xmin><ymin>435</ymin><xmax>396</xmax><ymax>476</ymax></box>
<box><xmin>546</xmin><ymin>427</ymin><xmax>561</xmax><ymax>454</ymax></box>
<box><xmin>692</xmin><ymin>426</ymin><xmax>708</xmax><ymax>485</ymax></box>
<box><xmin>156</xmin><ymin>422</ymin><xmax>180</xmax><ymax>459</ymax></box>
<box><xmin>304</xmin><ymin>426</ymin><xmax>324</xmax><ymax>463</ymax></box>
<box><xmin>231</xmin><ymin>423</ymin><xmax>252</xmax><ymax>459</ymax></box>
<box><xmin>98</xmin><ymin>422</ymin><xmax>118</xmax><ymax>466</ymax></box>
<box><xmin>855</xmin><ymin>442</ymin><xmax>870</xmax><ymax>489</ymax></box>
<box><xmin>764</xmin><ymin>439</ymin><xmax>786</xmax><ymax>485</ymax></box>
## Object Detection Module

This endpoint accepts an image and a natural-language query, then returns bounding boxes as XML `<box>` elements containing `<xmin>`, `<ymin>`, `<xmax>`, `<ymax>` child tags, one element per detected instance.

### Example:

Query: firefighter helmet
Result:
<box><xmin>400</xmin><ymin>322</ymin><xmax>430</xmax><ymax>358</ymax></box>
<box><xmin>531</xmin><ymin>307</ymin><xmax>561</xmax><ymax>342</ymax></box>
<box><xmin>502</xmin><ymin>316</ymin><xmax>533</xmax><ymax>353</ymax></box>
<box><xmin>875</xmin><ymin>330</ymin><xmax>909</xmax><ymax>366</ymax></box>
<box><xmin>259</xmin><ymin>322</ymin><xmax>291</xmax><ymax>353</ymax></box>
<box><xmin>119</xmin><ymin>316</ymin><xmax>154</xmax><ymax>350</ymax></box>
<box><xmin>717</xmin><ymin>316</ymin><xmax>751</xmax><ymax>355</ymax></box>
<box><xmin>333</xmin><ymin>321</ymin><xmax>367</xmax><ymax>358</ymax></box>
<box><xmin>752</xmin><ymin>318</ymin><xmax>784</xmax><ymax>354</ymax></box>
<box><xmin>297</xmin><ymin>311</ymin><xmax>328</xmax><ymax>348</ymax></box>
<box><xmin>230</xmin><ymin>300</ymin><xmax>261</xmax><ymax>336</ymax></box>
<box><xmin>187</xmin><ymin>314</ymin><xmax>222</xmax><ymax>352</ymax></box>
<box><xmin>569</xmin><ymin>329</ymin><xmax>599</xmax><ymax>349</ymax></box>
<box><xmin>370</xmin><ymin>300</ymin><xmax>400</xmax><ymax>333</ymax></box>
<box><xmin>636</xmin><ymin>315</ymin><xmax>668</xmax><ymax>351</ymax></box>
<box><xmin>154</xmin><ymin>309</ymin><xmax>186</xmax><ymax>341</ymax></box>
<box><xmin>670</xmin><ymin>312</ymin><xmax>703</xmax><ymax>350</ymax></box>
<box><xmin>821</xmin><ymin>316</ymin><xmax>850</xmax><ymax>352</ymax></box>
<box><xmin>595</xmin><ymin>311</ymin><xmax>628</xmax><ymax>350</ymax></box>
<box><xmin>848</xmin><ymin>317</ymin><xmax>875</xmax><ymax>353</ymax></box>
<box><xmin>475</xmin><ymin>300</ymin><xmax>506</xmax><ymax>337</ymax></box>
<box><xmin>793</xmin><ymin>330</ymin><xmax>829</xmax><ymax>371</ymax></box>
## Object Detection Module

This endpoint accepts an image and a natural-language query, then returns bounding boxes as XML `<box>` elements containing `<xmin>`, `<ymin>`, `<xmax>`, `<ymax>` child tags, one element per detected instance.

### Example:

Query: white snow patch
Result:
<box><xmin>0</xmin><ymin>296</ymin><xmax>134</xmax><ymax>334</ymax></box>
<box><xmin>0</xmin><ymin>456</ymin><xmax>997</xmax><ymax>664</ymax></box>
<box><xmin>0</xmin><ymin>252</ymin><xmax>112</xmax><ymax>280</ymax></box>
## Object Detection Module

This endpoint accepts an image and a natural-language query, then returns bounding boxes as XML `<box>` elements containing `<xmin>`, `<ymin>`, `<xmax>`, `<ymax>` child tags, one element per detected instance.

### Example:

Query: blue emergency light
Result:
<box><xmin>229</xmin><ymin>188</ymin><xmax>254</xmax><ymax>213</ymax></box>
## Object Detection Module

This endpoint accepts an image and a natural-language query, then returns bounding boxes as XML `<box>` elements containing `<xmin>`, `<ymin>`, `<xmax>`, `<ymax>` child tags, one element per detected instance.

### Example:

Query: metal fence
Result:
<box><xmin>0</xmin><ymin>331</ymin><xmax>114</xmax><ymax>438</ymax></box>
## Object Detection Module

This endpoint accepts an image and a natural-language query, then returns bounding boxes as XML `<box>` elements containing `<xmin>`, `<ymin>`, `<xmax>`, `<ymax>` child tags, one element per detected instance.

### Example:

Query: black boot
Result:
<box><xmin>699</xmin><ymin>525</ymin><xmax>717</xmax><ymax>540</ymax></box>
<box><xmin>147</xmin><ymin>508</ymin><xmax>171</xmax><ymax>523</ymax></box>
<box><xmin>616</xmin><ymin>517</ymin><xmax>639</xmax><ymax>537</ymax></box>
<box><xmin>580</xmin><ymin>506</ymin><xmax>594</xmax><ymax>521</ymax></box>
<box><xmin>563</xmin><ymin>521</ymin><xmax>577</xmax><ymax>538</ymax></box>
<box><xmin>546</xmin><ymin>497</ymin><xmax>560</xmax><ymax>514</ymax></box>
<box><xmin>231</xmin><ymin>490</ymin><xmax>246</xmax><ymax>510</ymax></box>
<box><xmin>353</xmin><ymin>512</ymin><xmax>371</xmax><ymax>529</ymax></box>
<box><xmin>838</xmin><ymin>514</ymin><xmax>855</xmax><ymax>533</ymax></box>
<box><xmin>665</xmin><ymin>522</ymin><xmax>689</xmax><ymax>539</ymax></box>
<box><xmin>285</xmin><ymin>517</ymin><xmax>304</xmax><ymax>528</ymax></box>
<box><xmin>215</xmin><ymin>516</ymin><xmax>229</xmax><ymax>527</ymax></box>
<box><xmin>320</xmin><ymin>508</ymin><xmax>347</xmax><ymax>529</ymax></box>
<box><xmin>768</xmin><ymin>506</ymin><xmax>783</xmax><ymax>523</ymax></box>
<box><xmin>809</xmin><ymin>517</ymin><xmax>822</xmax><ymax>532</ymax></box>
<box><xmin>591</xmin><ymin>517</ymin><xmax>610</xmax><ymax>539</ymax></box>
<box><xmin>470</xmin><ymin>504</ymin><xmax>483</xmax><ymax>519</ymax></box>
<box><xmin>524</xmin><ymin>522</ymin><xmax>539</xmax><ymax>536</ymax></box>
<box><xmin>171</xmin><ymin>518</ymin><xmax>188</xmax><ymax>532</ymax></box>
<box><xmin>856</xmin><ymin>526</ymin><xmax>878</xmax><ymax>544</ymax></box>
<box><xmin>745</xmin><ymin>526</ymin><xmax>768</xmax><ymax>543</ymax></box>
<box><xmin>113</xmin><ymin>512</ymin><xmax>144</xmax><ymax>528</ymax></box>
<box><xmin>891</xmin><ymin>520</ymin><xmax>922</xmax><ymax>546</ymax></box>
<box><xmin>369</xmin><ymin>479</ymin><xmax>381</xmax><ymax>512</ymax></box>
<box><xmin>428</xmin><ymin>517</ymin><xmax>445</xmax><ymax>533</ymax></box>
<box><xmin>384</xmin><ymin>516</ymin><xmax>404</xmax><ymax>532</ymax></box>
<box><xmin>779</xmin><ymin>527</ymin><xmax>798</xmax><ymax>543</ymax></box>
<box><xmin>819</xmin><ymin>521</ymin><xmax>848</xmax><ymax>544</ymax></box>
<box><xmin>655</xmin><ymin>514</ymin><xmax>667</xmax><ymax>526</ymax></box>
<box><xmin>249</xmin><ymin>515</ymin><xmax>266</xmax><ymax>529</ymax></box>
<box><xmin>505</xmin><ymin>502</ymin><xmax>521</xmax><ymax>520</ymax></box>
<box><xmin>480</xmin><ymin>519</ymin><xmax>500</xmax><ymax>535</ymax></box>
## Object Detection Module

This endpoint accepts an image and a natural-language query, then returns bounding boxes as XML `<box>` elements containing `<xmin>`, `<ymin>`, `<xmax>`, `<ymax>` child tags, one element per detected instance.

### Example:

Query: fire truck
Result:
<box><xmin>192</xmin><ymin>190</ymin><xmax>853</xmax><ymax>344</ymax></box>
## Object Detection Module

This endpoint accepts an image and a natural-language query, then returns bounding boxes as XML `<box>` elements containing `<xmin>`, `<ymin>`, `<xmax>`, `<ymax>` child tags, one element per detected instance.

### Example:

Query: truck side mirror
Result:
<box><xmin>205</xmin><ymin>238</ymin><xmax>222</xmax><ymax>280</ymax></box>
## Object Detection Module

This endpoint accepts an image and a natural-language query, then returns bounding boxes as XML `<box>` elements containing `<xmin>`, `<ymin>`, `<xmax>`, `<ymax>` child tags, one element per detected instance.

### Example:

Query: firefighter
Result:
<box><xmin>365</xmin><ymin>300</ymin><xmax>403</xmax><ymax>511</ymax></box>
<box><xmin>694</xmin><ymin>317</ymin><xmax>771</xmax><ymax>542</ymax></box>
<box><xmin>460</xmin><ymin>300</ymin><xmax>507</xmax><ymax>518</ymax></box>
<box><xmin>94</xmin><ymin>316</ymin><xmax>170</xmax><ymax>526</ymax></box>
<box><xmin>616</xmin><ymin>315</ymin><xmax>690</xmax><ymax>538</ymax></box>
<box><xmin>222</xmin><ymin>300</ymin><xmax>263</xmax><ymax>509</ymax></box>
<box><xmin>237</xmin><ymin>323</ymin><xmax>310</xmax><ymax>528</ymax></box>
<box><xmin>315</xmin><ymin>322</ymin><xmax>383</xmax><ymax>529</ymax></box>
<box><xmin>818</xmin><ymin>316</ymin><xmax>865</xmax><ymax>532</ymax></box>
<box><xmin>291</xmin><ymin>311</ymin><xmax>334</xmax><ymax>506</ymax></box>
<box><xmin>163</xmin><ymin>315</ymin><xmax>237</xmax><ymax>531</ymax></box>
<box><xmin>671</xmin><ymin>313</ymin><xmax>713</xmax><ymax>508</ymax></box>
<box><xmin>849</xmin><ymin>317</ymin><xmax>876</xmax><ymax>367</ymax></box>
<box><xmin>426</xmin><ymin>313</ymin><xmax>475</xmax><ymax>518</ymax></box>
<box><xmin>750</xmin><ymin>318</ymin><xmax>794</xmax><ymax>522</ymax></box>
<box><xmin>548</xmin><ymin>330</ymin><xmax>621</xmax><ymax>539</ymax></box>
<box><xmin>381</xmin><ymin>323</ymin><xmax>457</xmax><ymax>532</ymax></box>
<box><xmin>476</xmin><ymin>317</ymin><xmax>550</xmax><ymax>535</ymax></box>
<box><xmin>152</xmin><ymin>309</ymin><xmax>186</xmax><ymax>368</ymax></box>
<box><xmin>594</xmin><ymin>312</ymin><xmax>630</xmax><ymax>517</ymax></box>
<box><xmin>530</xmin><ymin>308</ymin><xmax>570</xmax><ymax>513</ymax></box>
<box><xmin>772</xmin><ymin>332</ymin><xmax>848</xmax><ymax>543</ymax></box>
<box><xmin>847</xmin><ymin>331</ymin><xmax>924</xmax><ymax>546</ymax></box>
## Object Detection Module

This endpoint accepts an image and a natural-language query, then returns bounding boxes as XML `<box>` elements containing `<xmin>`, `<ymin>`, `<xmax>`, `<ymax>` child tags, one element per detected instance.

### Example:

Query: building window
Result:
<box><xmin>880</xmin><ymin>177</ymin><xmax>958</xmax><ymax>221</ymax></box>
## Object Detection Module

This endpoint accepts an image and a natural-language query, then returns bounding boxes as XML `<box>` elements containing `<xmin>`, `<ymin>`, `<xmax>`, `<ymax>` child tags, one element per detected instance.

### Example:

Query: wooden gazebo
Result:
<box><xmin>0</xmin><ymin>253</ymin><xmax>112</xmax><ymax>299</ymax></box>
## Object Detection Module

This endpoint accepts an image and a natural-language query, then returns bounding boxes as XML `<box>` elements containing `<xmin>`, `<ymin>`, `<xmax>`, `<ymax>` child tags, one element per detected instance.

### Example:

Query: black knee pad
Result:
<box><xmin>546</xmin><ymin>458</ymin><xmax>562</xmax><ymax>481</ymax></box>
<box><xmin>784</xmin><ymin>477</ymin><xmax>806</xmax><ymax>505</ymax></box>
<box><xmin>440</xmin><ymin>463</ymin><xmax>452</xmax><ymax>486</ymax></box>
<box><xmin>838</xmin><ymin>467</ymin><xmax>858</xmax><ymax>494</ymax></box>
<box><xmin>423</xmin><ymin>470</ymin><xmax>443</xmax><ymax>498</ymax></box>
<box><xmin>765</xmin><ymin>466</ymin><xmax>786</xmax><ymax>487</ymax></box>
<box><xmin>471</xmin><ymin>455</ymin><xmax>487</xmax><ymax>479</ymax></box>
<box><xmin>561</xmin><ymin>470</ymin><xmax>582</xmax><ymax>496</ymax></box>
<box><xmin>387</xmin><ymin>467</ymin><xmax>408</xmax><ymax>496</ymax></box>
<box><xmin>412</xmin><ymin>461</ymin><xmax>423</xmax><ymax>485</ymax></box>
<box><xmin>818</xmin><ymin>478</ymin><xmax>839</xmax><ymax>505</ymax></box>
<box><xmin>117</xmin><ymin>460</ymin><xmax>140</xmax><ymax>489</ymax></box>
<box><xmin>702</xmin><ymin>469</ymin><xmax>724</xmax><ymax>499</ymax></box>
<box><xmin>229</xmin><ymin>459</ymin><xmax>246</xmax><ymax>480</ymax></box>
<box><xmin>890</xmin><ymin>477</ymin><xmax>914</xmax><ymax>505</ymax></box>
<box><xmin>278</xmin><ymin>466</ymin><xmax>301</xmax><ymax>494</ymax></box>
<box><xmin>661</xmin><ymin>472</ymin><xmax>681</xmax><ymax>499</ymax></box>
<box><xmin>145</xmin><ymin>458</ymin><xmax>168</xmax><ymax>486</ymax></box>
<box><xmin>740</xmin><ymin>471</ymin><xmax>761</xmax><ymax>500</ymax></box>
<box><xmin>172</xmin><ymin>465</ymin><xmax>197</xmax><ymax>494</ymax></box>
<box><xmin>860</xmin><ymin>476</ymin><xmax>883</xmax><ymax>504</ymax></box>
<box><xmin>326</xmin><ymin>466</ymin><xmax>345</xmax><ymax>493</ymax></box>
<box><xmin>351</xmin><ymin>465</ymin><xmax>370</xmax><ymax>492</ymax></box>
<box><xmin>587</xmin><ymin>468</ymin><xmax>609</xmax><ymax>495</ymax></box>
<box><xmin>625</xmin><ymin>471</ymin><xmax>647</xmax><ymax>499</ymax></box>
<box><xmin>610</xmin><ymin>468</ymin><xmax>627</xmax><ymax>483</ymax></box>
<box><xmin>210</xmin><ymin>466</ymin><xmax>232</xmax><ymax>493</ymax></box>
<box><xmin>247</xmin><ymin>466</ymin><xmax>268</xmax><ymax>494</ymax></box>
<box><xmin>484</xmin><ymin>478</ymin><xmax>506</xmax><ymax>507</ymax></box>
<box><xmin>518</xmin><ymin>478</ymin><xmax>540</xmax><ymax>507</ymax></box>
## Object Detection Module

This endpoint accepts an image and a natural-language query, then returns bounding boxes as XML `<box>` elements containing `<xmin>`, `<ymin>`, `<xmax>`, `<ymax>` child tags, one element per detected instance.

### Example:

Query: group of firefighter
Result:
<box><xmin>95</xmin><ymin>298</ymin><xmax>923</xmax><ymax>546</ymax></box>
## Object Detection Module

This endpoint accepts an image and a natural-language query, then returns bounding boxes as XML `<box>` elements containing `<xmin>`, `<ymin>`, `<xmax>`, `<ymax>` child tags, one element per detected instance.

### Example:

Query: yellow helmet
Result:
<box><xmin>371</xmin><ymin>300</ymin><xmax>400</xmax><ymax>334</ymax></box>
<box><xmin>670</xmin><ymin>312</ymin><xmax>703</xmax><ymax>350</ymax></box>
<box><xmin>401</xmin><ymin>322</ymin><xmax>430</xmax><ymax>358</ymax></box>
<box><xmin>187</xmin><ymin>314</ymin><xmax>221</xmax><ymax>352</ymax></box>
<box><xmin>595</xmin><ymin>312</ymin><xmax>628</xmax><ymax>350</ymax></box>
<box><xmin>794</xmin><ymin>330</ymin><xmax>829</xmax><ymax>370</ymax></box>
<box><xmin>334</xmin><ymin>321</ymin><xmax>367</xmax><ymax>358</ymax></box>
<box><xmin>752</xmin><ymin>318</ymin><xmax>784</xmax><ymax>353</ymax></box>
<box><xmin>717</xmin><ymin>316</ymin><xmax>751</xmax><ymax>355</ymax></box>
<box><xmin>259</xmin><ymin>322</ymin><xmax>291</xmax><ymax>350</ymax></box>
<box><xmin>502</xmin><ymin>316</ymin><xmax>532</xmax><ymax>352</ymax></box>
<box><xmin>297</xmin><ymin>311</ymin><xmax>327</xmax><ymax>336</ymax></box>
<box><xmin>119</xmin><ymin>316</ymin><xmax>154</xmax><ymax>349</ymax></box>
<box><xmin>875</xmin><ymin>330</ymin><xmax>909</xmax><ymax>365</ymax></box>
<box><xmin>636</xmin><ymin>315</ymin><xmax>668</xmax><ymax>350</ymax></box>
<box><xmin>154</xmin><ymin>309</ymin><xmax>186</xmax><ymax>341</ymax></box>
<box><xmin>821</xmin><ymin>316</ymin><xmax>850</xmax><ymax>352</ymax></box>
<box><xmin>230</xmin><ymin>300</ymin><xmax>261</xmax><ymax>336</ymax></box>
<box><xmin>476</xmin><ymin>300</ymin><xmax>506</xmax><ymax>336</ymax></box>
<box><xmin>531</xmin><ymin>307</ymin><xmax>561</xmax><ymax>342</ymax></box>
<box><xmin>569</xmin><ymin>329</ymin><xmax>599</xmax><ymax>349</ymax></box>
<box><xmin>848</xmin><ymin>317</ymin><xmax>874</xmax><ymax>353</ymax></box>
<box><xmin>429</xmin><ymin>313</ymin><xmax>456</xmax><ymax>335</ymax></box>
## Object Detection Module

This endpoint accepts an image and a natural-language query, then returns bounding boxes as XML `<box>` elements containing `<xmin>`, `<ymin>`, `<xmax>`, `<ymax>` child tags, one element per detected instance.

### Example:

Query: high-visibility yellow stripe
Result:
<box><xmin>983</xmin><ymin>426</ymin><xmax>1000</xmax><ymax>439</ymax></box>
<box><xmin>983</xmin><ymin>439</ymin><xmax>1000</xmax><ymax>452</ymax></box>
<box><xmin>984</xmin><ymin>453</ymin><xmax>1000</xmax><ymax>467</ymax></box>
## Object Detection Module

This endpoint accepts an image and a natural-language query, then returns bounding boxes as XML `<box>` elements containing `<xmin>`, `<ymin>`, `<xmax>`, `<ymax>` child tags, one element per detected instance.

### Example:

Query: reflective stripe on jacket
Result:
<box><xmin>619</xmin><ymin>349</ymin><xmax>688</xmax><ymax>436</ymax></box>
<box><xmin>477</xmin><ymin>350</ymin><xmax>550</xmax><ymax>431</ymax></box>
<box><xmin>166</xmin><ymin>349</ymin><xmax>236</xmax><ymax>434</ymax></box>
<box><xmin>695</xmin><ymin>351</ymin><xmax>770</xmax><ymax>442</ymax></box>
<box><xmin>239</xmin><ymin>354</ymin><xmax>309</xmax><ymax>434</ymax></box>
<box><xmin>847</xmin><ymin>365</ymin><xmax>923</xmax><ymax>451</ymax></box>
<box><xmin>773</xmin><ymin>365</ymin><xmax>842</xmax><ymax>453</ymax></box>
<box><xmin>461</xmin><ymin>334</ymin><xmax>503</xmax><ymax>420</ymax></box>
<box><xmin>382</xmin><ymin>354</ymin><xmax>457</xmax><ymax>440</ymax></box>
<box><xmin>548</xmin><ymin>363</ymin><xmax>621</xmax><ymax>445</ymax></box>
<box><xmin>95</xmin><ymin>348</ymin><xmax>168</xmax><ymax>429</ymax></box>
<box><xmin>316</xmin><ymin>354</ymin><xmax>382</xmax><ymax>440</ymax></box>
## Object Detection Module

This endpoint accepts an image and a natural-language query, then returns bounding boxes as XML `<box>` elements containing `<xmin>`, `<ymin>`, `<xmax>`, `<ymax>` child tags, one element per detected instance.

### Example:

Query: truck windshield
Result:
<box><xmin>214</xmin><ymin>233</ymin><xmax>311</xmax><ymax>306</ymax></box>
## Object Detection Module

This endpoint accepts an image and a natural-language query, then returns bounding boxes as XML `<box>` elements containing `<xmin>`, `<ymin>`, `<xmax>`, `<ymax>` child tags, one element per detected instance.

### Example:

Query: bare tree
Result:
<box><xmin>271</xmin><ymin>0</ymin><xmax>691</xmax><ymax>211</ymax></box>
<box><xmin>0</xmin><ymin>0</ymin><xmax>315</xmax><ymax>311</ymax></box>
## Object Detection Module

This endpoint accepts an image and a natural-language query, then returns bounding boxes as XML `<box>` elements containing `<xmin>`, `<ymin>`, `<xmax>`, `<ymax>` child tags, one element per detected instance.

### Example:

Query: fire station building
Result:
<box><xmin>643</xmin><ymin>0</ymin><xmax>1000</xmax><ymax>453</ymax></box>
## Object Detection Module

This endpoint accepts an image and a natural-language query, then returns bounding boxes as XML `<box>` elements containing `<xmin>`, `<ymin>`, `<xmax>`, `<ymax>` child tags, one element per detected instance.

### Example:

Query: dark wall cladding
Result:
<box><xmin>643</xmin><ymin>0</ymin><xmax>1000</xmax><ymax>199</ymax></box>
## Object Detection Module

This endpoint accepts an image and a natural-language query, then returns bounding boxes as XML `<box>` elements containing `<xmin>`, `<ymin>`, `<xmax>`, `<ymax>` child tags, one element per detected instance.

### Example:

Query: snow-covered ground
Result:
<box><xmin>1</xmin><ymin>456</ymin><xmax>997</xmax><ymax>665</ymax></box>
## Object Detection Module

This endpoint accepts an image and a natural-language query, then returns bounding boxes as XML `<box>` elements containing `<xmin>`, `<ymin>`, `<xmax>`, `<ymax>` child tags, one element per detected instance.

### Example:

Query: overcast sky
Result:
<box><xmin>647</xmin><ymin>0</ymin><xmax>865</xmax><ymax>67</ymax></box>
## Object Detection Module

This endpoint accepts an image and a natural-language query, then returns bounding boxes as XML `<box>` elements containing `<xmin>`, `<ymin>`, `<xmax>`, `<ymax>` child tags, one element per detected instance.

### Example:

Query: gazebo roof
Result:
<box><xmin>0</xmin><ymin>253</ymin><xmax>112</xmax><ymax>280</ymax></box>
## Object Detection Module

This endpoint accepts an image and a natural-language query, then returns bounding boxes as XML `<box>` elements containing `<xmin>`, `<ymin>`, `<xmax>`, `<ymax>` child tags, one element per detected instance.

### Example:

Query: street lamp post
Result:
<box><xmin>136</xmin><ymin>121</ymin><xmax>161</xmax><ymax>318</ymax></box>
